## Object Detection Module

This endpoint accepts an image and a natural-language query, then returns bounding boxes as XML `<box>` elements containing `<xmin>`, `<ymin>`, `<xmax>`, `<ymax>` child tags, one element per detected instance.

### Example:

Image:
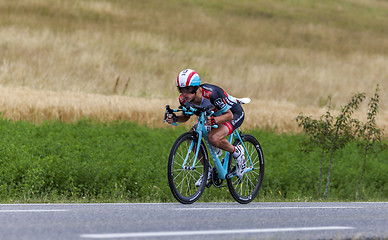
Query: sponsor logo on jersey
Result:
<box><xmin>214</xmin><ymin>98</ymin><xmax>226</xmax><ymax>109</ymax></box>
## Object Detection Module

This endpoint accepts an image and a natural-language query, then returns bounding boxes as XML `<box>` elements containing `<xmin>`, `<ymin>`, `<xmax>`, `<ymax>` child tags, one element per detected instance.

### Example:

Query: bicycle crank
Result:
<box><xmin>211</xmin><ymin>168</ymin><xmax>224</xmax><ymax>188</ymax></box>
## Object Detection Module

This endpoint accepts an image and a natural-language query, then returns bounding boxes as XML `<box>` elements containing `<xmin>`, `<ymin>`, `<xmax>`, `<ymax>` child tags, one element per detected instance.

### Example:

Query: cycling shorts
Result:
<box><xmin>223</xmin><ymin>103</ymin><xmax>244</xmax><ymax>135</ymax></box>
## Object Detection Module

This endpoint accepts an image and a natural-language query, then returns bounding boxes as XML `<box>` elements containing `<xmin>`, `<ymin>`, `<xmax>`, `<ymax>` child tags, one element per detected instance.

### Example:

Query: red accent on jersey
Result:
<box><xmin>202</xmin><ymin>88</ymin><xmax>212</xmax><ymax>99</ymax></box>
<box><xmin>223</xmin><ymin>89</ymin><xmax>229</xmax><ymax>98</ymax></box>
<box><xmin>179</xmin><ymin>94</ymin><xmax>186</xmax><ymax>105</ymax></box>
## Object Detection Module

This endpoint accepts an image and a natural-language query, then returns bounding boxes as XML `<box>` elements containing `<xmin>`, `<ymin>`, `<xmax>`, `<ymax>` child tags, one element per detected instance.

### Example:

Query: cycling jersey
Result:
<box><xmin>179</xmin><ymin>83</ymin><xmax>244</xmax><ymax>135</ymax></box>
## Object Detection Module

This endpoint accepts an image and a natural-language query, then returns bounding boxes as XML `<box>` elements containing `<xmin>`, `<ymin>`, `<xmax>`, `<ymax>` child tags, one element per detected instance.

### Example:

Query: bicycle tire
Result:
<box><xmin>167</xmin><ymin>132</ymin><xmax>209</xmax><ymax>204</ymax></box>
<box><xmin>227</xmin><ymin>134</ymin><xmax>264</xmax><ymax>204</ymax></box>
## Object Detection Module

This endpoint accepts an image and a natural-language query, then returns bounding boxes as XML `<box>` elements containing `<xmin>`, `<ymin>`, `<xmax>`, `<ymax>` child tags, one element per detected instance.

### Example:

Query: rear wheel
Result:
<box><xmin>167</xmin><ymin>132</ymin><xmax>209</xmax><ymax>204</ymax></box>
<box><xmin>227</xmin><ymin>134</ymin><xmax>264</xmax><ymax>204</ymax></box>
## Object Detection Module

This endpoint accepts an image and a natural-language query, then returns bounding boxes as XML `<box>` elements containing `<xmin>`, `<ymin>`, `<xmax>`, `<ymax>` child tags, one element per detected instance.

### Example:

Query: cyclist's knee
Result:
<box><xmin>208</xmin><ymin>132</ymin><xmax>225</xmax><ymax>147</ymax></box>
<box><xmin>207</xmin><ymin>133</ymin><xmax>218</xmax><ymax>146</ymax></box>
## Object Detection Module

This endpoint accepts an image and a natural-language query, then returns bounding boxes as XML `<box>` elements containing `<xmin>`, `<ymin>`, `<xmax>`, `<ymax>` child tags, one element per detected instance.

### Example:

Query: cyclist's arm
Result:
<box><xmin>176</xmin><ymin>113</ymin><xmax>190</xmax><ymax>123</ymax></box>
<box><xmin>207</xmin><ymin>109</ymin><xmax>233</xmax><ymax>125</ymax></box>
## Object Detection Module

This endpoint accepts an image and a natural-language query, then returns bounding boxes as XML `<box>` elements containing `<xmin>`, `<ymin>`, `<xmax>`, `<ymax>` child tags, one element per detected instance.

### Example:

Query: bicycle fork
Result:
<box><xmin>181</xmin><ymin>131</ymin><xmax>203</xmax><ymax>170</ymax></box>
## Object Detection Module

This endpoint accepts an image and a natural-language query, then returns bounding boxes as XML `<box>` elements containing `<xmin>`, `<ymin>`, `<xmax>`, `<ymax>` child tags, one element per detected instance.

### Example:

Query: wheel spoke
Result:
<box><xmin>168</xmin><ymin>133</ymin><xmax>208</xmax><ymax>204</ymax></box>
<box><xmin>227</xmin><ymin>134</ymin><xmax>264</xmax><ymax>204</ymax></box>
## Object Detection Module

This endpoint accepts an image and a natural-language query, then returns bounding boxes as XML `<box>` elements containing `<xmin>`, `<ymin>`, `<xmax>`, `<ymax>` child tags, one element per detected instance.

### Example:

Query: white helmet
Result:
<box><xmin>176</xmin><ymin>69</ymin><xmax>201</xmax><ymax>88</ymax></box>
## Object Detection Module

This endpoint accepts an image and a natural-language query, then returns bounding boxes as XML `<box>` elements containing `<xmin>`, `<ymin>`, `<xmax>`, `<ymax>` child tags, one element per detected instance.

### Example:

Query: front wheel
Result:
<box><xmin>167</xmin><ymin>132</ymin><xmax>209</xmax><ymax>204</ymax></box>
<box><xmin>227</xmin><ymin>134</ymin><xmax>264</xmax><ymax>204</ymax></box>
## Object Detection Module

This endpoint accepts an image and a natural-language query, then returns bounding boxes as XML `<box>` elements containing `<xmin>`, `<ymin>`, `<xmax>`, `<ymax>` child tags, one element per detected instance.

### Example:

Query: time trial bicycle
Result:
<box><xmin>165</xmin><ymin>100</ymin><xmax>264</xmax><ymax>204</ymax></box>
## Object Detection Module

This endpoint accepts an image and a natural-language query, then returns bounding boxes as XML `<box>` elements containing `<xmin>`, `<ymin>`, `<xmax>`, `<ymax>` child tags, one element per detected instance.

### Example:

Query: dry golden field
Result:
<box><xmin>0</xmin><ymin>0</ymin><xmax>387</xmax><ymax>134</ymax></box>
<box><xmin>1</xmin><ymin>85</ymin><xmax>387</xmax><ymax>136</ymax></box>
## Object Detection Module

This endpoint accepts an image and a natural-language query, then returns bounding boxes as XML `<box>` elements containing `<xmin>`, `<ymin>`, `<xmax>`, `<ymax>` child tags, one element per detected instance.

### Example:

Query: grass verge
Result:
<box><xmin>0</xmin><ymin>119</ymin><xmax>387</xmax><ymax>203</ymax></box>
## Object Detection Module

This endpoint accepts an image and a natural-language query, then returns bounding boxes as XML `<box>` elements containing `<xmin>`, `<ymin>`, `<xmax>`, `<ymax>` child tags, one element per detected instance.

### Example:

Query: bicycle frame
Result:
<box><xmin>178</xmin><ymin>105</ymin><xmax>254</xmax><ymax>180</ymax></box>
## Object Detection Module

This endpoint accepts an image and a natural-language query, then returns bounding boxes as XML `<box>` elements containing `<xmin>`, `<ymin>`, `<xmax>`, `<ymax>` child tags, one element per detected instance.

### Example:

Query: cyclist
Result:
<box><xmin>166</xmin><ymin>69</ymin><xmax>246</xmax><ymax>184</ymax></box>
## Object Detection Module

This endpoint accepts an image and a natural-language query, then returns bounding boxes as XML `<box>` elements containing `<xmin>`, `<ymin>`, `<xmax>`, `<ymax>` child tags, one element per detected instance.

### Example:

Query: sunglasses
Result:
<box><xmin>178</xmin><ymin>86</ymin><xmax>198</xmax><ymax>94</ymax></box>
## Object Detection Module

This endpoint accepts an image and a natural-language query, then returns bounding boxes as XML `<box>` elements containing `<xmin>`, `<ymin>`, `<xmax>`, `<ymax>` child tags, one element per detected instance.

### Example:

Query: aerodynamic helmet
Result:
<box><xmin>176</xmin><ymin>69</ymin><xmax>201</xmax><ymax>88</ymax></box>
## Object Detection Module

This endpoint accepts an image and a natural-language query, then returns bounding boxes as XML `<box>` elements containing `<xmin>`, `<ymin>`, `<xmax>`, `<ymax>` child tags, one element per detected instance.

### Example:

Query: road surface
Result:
<box><xmin>0</xmin><ymin>202</ymin><xmax>387</xmax><ymax>239</ymax></box>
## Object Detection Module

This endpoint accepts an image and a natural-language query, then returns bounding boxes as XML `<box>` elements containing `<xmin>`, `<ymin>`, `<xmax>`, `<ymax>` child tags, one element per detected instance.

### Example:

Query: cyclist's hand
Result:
<box><xmin>207</xmin><ymin>116</ymin><xmax>217</xmax><ymax>126</ymax></box>
<box><xmin>166</xmin><ymin>114</ymin><xmax>175</xmax><ymax>124</ymax></box>
<box><xmin>166</xmin><ymin>113</ymin><xmax>179</xmax><ymax>125</ymax></box>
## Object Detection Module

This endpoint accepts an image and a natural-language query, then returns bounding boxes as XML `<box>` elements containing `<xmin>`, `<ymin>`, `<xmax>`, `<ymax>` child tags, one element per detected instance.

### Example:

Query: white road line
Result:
<box><xmin>0</xmin><ymin>209</ymin><xmax>68</xmax><ymax>213</ymax></box>
<box><xmin>80</xmin><ymin>226</ymin><xmax>354</xmax><ymax>239</ymax></box>
<box><xmin>174</xmin><ymin>206</ymin><xmax>362</xmax><ymax>210</ymax></box>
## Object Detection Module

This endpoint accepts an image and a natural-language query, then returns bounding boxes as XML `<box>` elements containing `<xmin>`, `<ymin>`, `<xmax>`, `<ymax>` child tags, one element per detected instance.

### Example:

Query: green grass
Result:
<box><xmin>0</xmin><ymin>118</ymin><xmax>386</xmax><ymax>203</ymax></box>
<box><xmin>0</xmin><ymin>119</ymin><xmax>179</xmax><ymax>203</ymax></box>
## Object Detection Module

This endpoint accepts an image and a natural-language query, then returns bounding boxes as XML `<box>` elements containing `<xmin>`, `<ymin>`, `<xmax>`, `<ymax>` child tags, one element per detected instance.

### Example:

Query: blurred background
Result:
<box><xmin>0</xmin><ymin>0</ymin><xmax>387</xmax><ymax>132</ymax></box>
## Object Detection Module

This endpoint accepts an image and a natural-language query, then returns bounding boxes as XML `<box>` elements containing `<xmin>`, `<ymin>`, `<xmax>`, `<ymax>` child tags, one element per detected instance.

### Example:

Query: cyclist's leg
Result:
<box><xmin>209</xmin><ymin>107</ymin><xmax>246</xmax><ymax>177</ymax></box>
<box><xmin>207</xmin><ymin>125</ymin><xmax>234</xmax><ymax>153</ymax></box>
<box><xmin>208</xmin><ymin>104</ymin><xmax>245</xmax><ymax>154</ymax></box>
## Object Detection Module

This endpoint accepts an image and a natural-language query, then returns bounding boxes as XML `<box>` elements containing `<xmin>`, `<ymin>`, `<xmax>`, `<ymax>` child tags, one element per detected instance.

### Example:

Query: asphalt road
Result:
<box><xmin>0</xmin><ymin>202</ymin><xmax>388</xmax><ymax>239</ymax></box>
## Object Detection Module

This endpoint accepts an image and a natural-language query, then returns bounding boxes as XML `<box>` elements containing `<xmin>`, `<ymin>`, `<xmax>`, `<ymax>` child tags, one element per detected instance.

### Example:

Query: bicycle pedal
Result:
<box><xmin>226</xmin><ymin>167</ymin><xmax>236</xmax><ymax>179</ymax></box>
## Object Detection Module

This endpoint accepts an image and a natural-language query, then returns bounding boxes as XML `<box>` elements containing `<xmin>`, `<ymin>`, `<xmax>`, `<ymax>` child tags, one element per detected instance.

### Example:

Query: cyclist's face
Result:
<box><xmin>178</xmin><ymin>87</ymin><xmax>197</xmax><ymax>102</ymax></box>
